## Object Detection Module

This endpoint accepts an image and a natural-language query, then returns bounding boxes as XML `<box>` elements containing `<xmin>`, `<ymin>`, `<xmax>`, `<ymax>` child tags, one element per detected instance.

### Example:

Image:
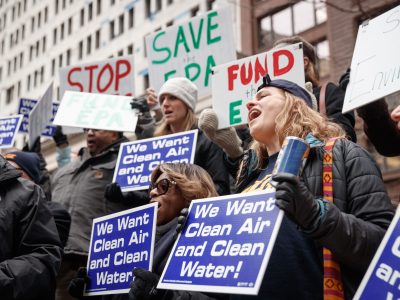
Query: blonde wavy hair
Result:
<box><xmin>245</xmin><ymin>91</ymin><xmax>346</xmax><ymax>171</ymax></box>
<box><xmin>154</xmin><ymin>109</ymin><xmax>198</xmax><ymax>136</ymax></box>
<box><xmin>151</xmin><ymin>163</ymin><xmax>218</xmax><ymax>206</ymax></box>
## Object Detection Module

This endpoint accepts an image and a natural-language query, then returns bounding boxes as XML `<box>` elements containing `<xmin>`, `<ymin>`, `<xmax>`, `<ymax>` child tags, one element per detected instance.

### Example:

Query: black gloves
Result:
<box><xmin>104</xmin><ymin>182</ymin><xmax>125</xmax><ymax>203</ymax></box>
<box><xmin>129</xmin><ymin>268</ymin><xmax>162</xmax><ymax>300</ymax></box>
<box><xmin>339</xmin><ymin>68</ymin><xmax>350</xmax><ymax>92</ymax></box>
<box><xmin>68</xmin><ymin>267</ymin><xmax>90</xmax><ymax>298</ymax></box>
<box><xmin>273</xmin><ymin>173</ymin><xmax>321</xmax><ymax>231</ymax></box>
<box><xmin>53</xmin><ymin>126</ymin><xmax>68</xmax><ymax>147</ymax></box>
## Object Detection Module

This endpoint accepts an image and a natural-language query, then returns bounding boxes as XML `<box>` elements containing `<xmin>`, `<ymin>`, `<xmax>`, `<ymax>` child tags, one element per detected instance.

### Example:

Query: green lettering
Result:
<box><xmin>189</xmin><ymin>19</ymin><xmax>203</xmax><ymax>49</ymax></box>
<box><xmin>185</xmin><ymin>63</ymin><xmax>201</xmax><ymax>82</ymax></box>
<box><xmin>207</xmin><ymin>11</ymin><xmax>221</xmax><ymax>45</ymax></box>
<box><xmin>152</xmin><ymin>31</ymin><xmax>171</xmax><ymax>64</ymax></box>
<box><xmin>75</xmin><ymin>109</ymin><xmax>90</xmax><ymax>125</ymax></box>
<box><xmin>174</xmin><ymin>26</ymin><xmax>190</xmax><ymax>57</ymax></box>
<box><xmin>164</xmin><ymin>70</ymin><xmax>177</xmax><ymax>81</ymax></box>
<box><xmin>94</xmin><ymin>111</ymin><xmax>109</xmax><ymax>125</ymax></box>
<box><xmin>204</xmin><ymin>55</ymin><xmax>216</xmax><ymax>87</ymax></box>
<box><xmin>229</xmin><ymin>100</ymin><xmax>242</xmax><ymax>125</ymax></box>
<box><xmin>107</xmin><ymin>112</ymin><xmax>124</xmax><ymax>127</ymax></box>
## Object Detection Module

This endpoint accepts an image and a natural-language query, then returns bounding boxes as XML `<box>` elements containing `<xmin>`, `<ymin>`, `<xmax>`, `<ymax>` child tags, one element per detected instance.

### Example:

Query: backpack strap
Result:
<box><xmin>323</xmin><ymin>138</ymin><xmax>345</xmax><ymax>300</ymax></box>
<box><xmin>319</xmin><ymin>82</ymin><xmax>328</xmax><ymax>116</ymax></box>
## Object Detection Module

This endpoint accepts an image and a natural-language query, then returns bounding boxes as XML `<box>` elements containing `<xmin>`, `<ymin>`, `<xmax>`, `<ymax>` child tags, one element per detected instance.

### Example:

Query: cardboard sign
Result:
<box><xmin>146</xmin><ymin>7</ymin><xmax>236</xmax><ymax>98</ymax></box>
<box><xmin>343</xmin><ymin>5</ymin><xmax>400</xmax><ymax>112</ymax></box>
<box><xmin>85</xmin><ymin>203</ymin><xmax>157</xmax><ymax>296</ymax></box>
<box><xmin>0</xmin><ymin>115</ymin><xmax>23</xmax><ymax>149</ymax></box>
<box><xmin>212</xmin><ymin>43</ymin><xmax>305</xmax><ymax>129</ymax></box>
<box><xmin>18</xmin><ymin>98</ymin><xmax>59</xmax><ymax>137</ymax></box>
<box><xmin>53</xmin><ymin>91</ymin><xmax>138</xmax><ymax>132</ymax></box>
<box><xmin>59</xmin><ymin>56</ymin><xmax>135</xmax><ymax>99</ymax></box>
<box><xmin>158</xmin><ymin>190</ymin><xmax>283</xmax><ymax>295</ymax></box>
<box><xmin>29</xmin><ymin>82</ymin><xmax>53</xmax><ymax>148</ymax></box>
<box><xmin>353</xmin><ymin>206</ymin><xmax>400</xmax><ymax>300</ymax></box>
<box><xmin>113</xmin><ymin>130</ymin><xmax>198</xmax><ymax>192</ymax></box>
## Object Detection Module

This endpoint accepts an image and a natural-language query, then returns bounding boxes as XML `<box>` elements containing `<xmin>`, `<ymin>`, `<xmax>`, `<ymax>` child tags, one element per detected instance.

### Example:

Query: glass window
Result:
<box><xmin>315</xmin><ymin>39</ymin><xmax>330</xmax><ymax>78</ymax></box>
<box><xmin>110</xmin><ymin>20</ymin><xmax>115</xmax><ymax>39</ymax></box>
<box><xmin>78</xmin><ymin>40</ymin><xmax>83</xmax><ymax>59</ymax></box>
<box><xmin>88</xmin><ymin>2</ymin><xmax>93</xmax><ymax>21</ymax></box>
<box><xmin>95</xmin><ymin>29</ymin><xmax>100</xmax><ymax>49</ymax></box>
<box><xmin>145</xmin><ymin>0</ymin><xmax>151</xmax><ymax>18</ymax></box>
<box><xmin>66</xmin><ymin>49</ymin><xmax>71</xmax><ymax>65</ymax></box>
<box><xmin>45</xmin><ymin>6</ymin><xmax>48</xmax><ymax>22</ymax></box>
<box><xmin>127</xmin><ymin>44</ymin><xmax>133</xmax><ymax>54</ymax></box>
<box><xmin>273</xmin><ymin>8</ymin><xmax>292</xmax><ymax>38</ymax></box>
<box><xmin>117</xmin><ymin>49</ymin><xmax>123</xmax><ymax>56</ymax></box>
<box><xmin>156</xmin><ymin>0</ymin><xmax>162</xmax><ymax>12</ymax></box>
<box><xmin>51</xmin><ymin>58</ymin><xmax>55</xmax><ymax>76</ymax></box>
<box><xmin>87</xmin><ymin>36</ymin><xmax>92</xmax><ymax>54</ymax></box>
<box><xmin>293</xmin><ymin>1</ymin><xmax>315</xmax><ymax>34</ymax></box>
<box><xmin>119</xmin><ymin>14</ymin><xmax>124</xmax><ymax>35</ymax></box>
<box><xmin>80</xmin><ymin>8</ymin><xmax>84</xmax><ymax>26</ymax></box>
<box><xmin>128</xmin><ymin>7</ymin><xmax>134</xmax><ymax>28</ymax></box>
<box><xmin>97</xmin><ymin>0</ymin><xmax>101</xmax><ymax>15</ymax></box>
<box><xmin>68</xmin><ymin>17</ymin><xmax>72</xmax><ymax>34</ymax></box>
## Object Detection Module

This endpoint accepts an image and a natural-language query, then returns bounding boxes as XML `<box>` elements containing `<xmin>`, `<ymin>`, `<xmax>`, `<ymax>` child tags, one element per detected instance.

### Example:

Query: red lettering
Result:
<box><xmin>115</xmin><ymin>60</ymin><xmax>131</xmax><ymax>91</ymax></box>
<box><xmin>227</xmin><ymin>65</ymin><xmax>239</xmax><ymax>91</ymax></box>
<box><xmin>97</xmin><ymin>63</ymin><xmax>114</xmax><ymax>93</ymax></box>
<box><xmin>273</xmin><ymin>49</ymin><xmax>294</xmax><ymax>76</ymax></box>
<box><xmin>240</xmin><ymin>62</ymin><xmax>253</xmax><ymax>86</ymax></box>
<box><xmin>67</xmin><ymin>67</ymin><xmax>84</xmax><ymax>91</ymax></box>
<box><xmin>84</xmin><ymin>65</ymin><xmax>99</xmax><ymax>92</ymax></box>
<box><xmin>254</xmin><ymin>56</ymin><xmax>268</xmax><ymax>83</ymax></box>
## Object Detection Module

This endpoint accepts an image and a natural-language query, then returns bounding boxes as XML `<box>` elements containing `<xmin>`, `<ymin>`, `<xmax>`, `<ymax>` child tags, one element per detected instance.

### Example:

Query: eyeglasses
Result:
<box><xmin>149</xmin><ymin>178</ymin><xmax>176</xmax><ymax>196</ymax></box>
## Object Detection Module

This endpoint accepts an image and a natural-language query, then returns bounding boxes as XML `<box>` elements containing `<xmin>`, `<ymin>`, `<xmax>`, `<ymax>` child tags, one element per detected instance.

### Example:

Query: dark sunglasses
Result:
<box><xmin>149</xmin><ymin>178</ymin><xmax>176</xmax><ymax>196</ymax></box>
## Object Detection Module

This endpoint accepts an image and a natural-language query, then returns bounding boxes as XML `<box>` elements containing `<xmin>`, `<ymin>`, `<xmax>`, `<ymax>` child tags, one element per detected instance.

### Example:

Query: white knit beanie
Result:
<box><xmin>158</xmin><ymin>77</ymin><xmax>198</xmax><ymax>112</ymax></box>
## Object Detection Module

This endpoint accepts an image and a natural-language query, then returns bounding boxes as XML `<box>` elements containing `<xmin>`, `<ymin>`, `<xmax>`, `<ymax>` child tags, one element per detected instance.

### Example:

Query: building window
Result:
<box><xmin>34</xmin><ymin>70</ymin><xmax>38</xmax><ymax>87</ymax></box>
<box><xmin>59</xmin><ymin>54</ymin><xmax>63</xmax><ymax>68</ymax></box>
<box><xmin>68</xmin><ymin>17</ymin><xmax>72</xmax><ymax>34</ymax></box>
<box><xmin>38</xmin><ymin>11</ymin><xmax>41</xmax><ymax>28</ymax></box>
<box><xmin>55</xmin><ymin>0</ymin><xmax>59</xmax><ymax>14</ymax></box>
<box><xmin>97</xmin><ymin>0</ymin><xmax>101</xmax><ymax>15</ymax></box>
<box><xmin>314</xmin><ymin>39</ymin><xmax>330</xmax><ymax>78</ymax></box>
<box><xmin>78</xmin><ymin>40</ymin><xmax>83</xmax><ymax>59</ymax></box>
<box><xmin>27</xmin><ymin>74</ymin><xmax>31</xmax><ymax>91</ymax></box>
<box><xmin>62</xmin><ymin>0</ymin><xmax>66</xmax><ymax>9</ymax></box>
<box><xmin>53</xmin><ymin>28</ymin><xmax>57</xmax><ymax>45</ymax></box>
<box><xmin>19</xmin><ymin>52</ymin><xmax>23</xmax><ymax>68</ymax></box>
<box><xmin>35</xmin><ymin>40</ymin><xmax>39</xmax><ymax>57</ymax></box>
<box><xmin>40</xmin><ymin>66</ymin><xmax>44</xmax><ymax>83</ymax></box>
<box><xmin>88</xmin><ymin>2</ymin><xmax>93</xmax><ymax>21</ymax></box>
<box><xmin>258</xmin><ymin>1</ymin><xmax>327</xmax><ymax>49</ymax></box>
<box><xmin>45</xmin><ymin>6</ymin><xmax>48</xmax><ymax>22</ymax></box>
<box><xmin>29</xmin><ymin>45</ymin><xmax>33</xmax><ymax>60</ymax></box>
<box><xmin>191</xmin><ymin>6</ymin><xmax>199</xmax><ymax>17</ymax></box>
<box><xmin>6</xmin><ymin>86</ymin><xmax>14</xmax><ymax>104</ymax></box>
<box><xmin>110</xmin><ymin>20</ymin><xmax>115</xmax><ymax>39</ymax></box>
<box><xmin>167</xmin><ymin>0</ymin><xmax>173</xmax><ymax>5</ymax></box>
<box><xmin>110</xmin><ymin>0</ymin><xmax>115</xmax><ymax>5</ymax></box>
<box><xmin>31</xmin><ymin>16</ymin><xmax>35</xmax><ymax>32</ymax></box>
<box><xmin>61</xmin><ymin>23</ymin><xmax>65</xmax><ymax>40</ymax></box>
<box><xmin>24</xmin><ymin>0</ymin><xmax>27</xmax><ymax>12</ymax></box>
<box><xmin>117</xmin><ymin>49</ymin><xmax>123</xmax><ymax>56</ymax></box>
<box><xmin>51</xmin><ymin>58</ymin><xmax>55</xmax><ymax>76</ymax></box>
<box><xmin>145</xmin><ymin>0</ymin><xmax>151</xmax><ymax>18</ymax></box>
<box><xmin>42</xmin><ymin>36</ymin><xmax>46</xmax><ymax>52</ymax></box>
<box><xmin>156</xmin><ymin>0</ymin><xmax>162</xmax><ymax>12</ymax></box>
<box><xmin>118</xmin><ymin>14</ymin><xmax>124</xmax><ymax>35</ymax></box>
<box><xmin>21</xmin><ymin>24</ymin><xmax>25</xmax><ymax>39</ymax></box>
<box><xmin>127</xmin><ymin>44</ymin><xmax>133</xmax><ymax>55</ymax></box>
<box><xmin>80</xmin><ymin>8</ymin><xmax>84</xmax><ymax>26</ymax></box>
<box><xmin>95</xmin><ymin>29</ymin><xmax>100</xmax><ymax>49</ymax></box>
<box><xmin>17</xmin><ymin>81</ymin><xmax>21</xmax><ymax>97</ymax></box>
<box><xmin>87</xmin><ymin>35</ymin><xmax>92</xmax><ymax>54</ymax></box>
<box><xmin>128</xmin><ymin>7</ymin><xmax>134</xmax><ymax>28</ymax></box>
<box><xmin>66</xmin><ymin>49</ymin><xmax>71</xmax><ymax>65</ymax></box>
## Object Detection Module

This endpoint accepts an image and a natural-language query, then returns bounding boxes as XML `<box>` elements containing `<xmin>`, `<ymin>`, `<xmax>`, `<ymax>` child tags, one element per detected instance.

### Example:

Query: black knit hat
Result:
<box><xmin>257</xmin><ymin>74</ymin><xmax>313</xmax><ymax>108</ymax></box>
<box><xmin>4</xmin><ymin>151</ymin><xmax>41</xmax><ymax>184</ymax></box>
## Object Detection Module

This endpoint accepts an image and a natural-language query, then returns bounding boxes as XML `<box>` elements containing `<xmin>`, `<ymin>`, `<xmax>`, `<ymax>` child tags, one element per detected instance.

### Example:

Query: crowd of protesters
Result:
<box><xmin>0</xmin><ymin>33</ymin><xmax>399</xmax><ymax>300</ymax></box>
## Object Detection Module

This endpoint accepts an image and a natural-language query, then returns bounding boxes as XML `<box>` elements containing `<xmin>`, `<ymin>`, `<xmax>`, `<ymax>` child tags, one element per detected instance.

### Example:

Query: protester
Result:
<box><xmin>201</xmin><ymin>75</ymin><xmax>394</xmax><ymax>299</ymax></box>
<box><xmin>339</xmin><ymin>68</ymin><xmax>400</xmax><ymax>156</ymax></box>
<box><xmin>273</xmin><ymin>36</ymin><xmax>357</xmax><ymax>142</ymax></box>
<box><xmin>68</xmin><ymin>163</ymin><xmax>226</xmax><ymax>300</ymax></box>
<box><xmin>0</xmin><ymin>154</ymin><xmax>63</xmax><ymax>300</ymax></box>
<box><xmin>52</xmin><ymin>129</ymin><xmax>144</xmax><ymax>300</ymax></box>
<box><xmin>4</xmin><ymin>150</ymin><xmax>71</xmax><ymax>247</ymax></box>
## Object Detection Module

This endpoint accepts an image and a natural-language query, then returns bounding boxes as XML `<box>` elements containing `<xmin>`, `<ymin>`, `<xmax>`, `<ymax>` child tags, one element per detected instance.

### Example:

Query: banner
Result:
<box><xmin>353</xmin><ymin>206</ymin><xmax>400</xmax><ymax>300</ymax></box>
<box><xmin>0</xmin><ymin>115</ymin><xmax>23</xmax><ymax>149</ymax></box>
<box><xmin>158</xmin><ymin>190</ymin><xmax>283</xmax><ymax>295</ymax></box>
<box><xmin>212</xmin><ymin>43</ymin><xmax>305</xmax><ymax>129</ymax></box>
<box><xmin>113</xmin><ymin>130</ymin><xmax>197</xmax><ymax>192</ymax></box>
<box><xmin>59</xmin><ymin>56</ymin><xmax>135</xmax><ymax>99</ymax></box>
<box><xmin>146</xmin><ymin>7</ymin><xmax>236</xmax><ymax>98</ymax></box>
<box><xmin>85</xmin><ymin>203</ymin><xmax>158</xmax><ymax>296</ymax></box>
<box><xmin>28</xmin><ymin>82</ymin><xmax>53</xmax><ymax>148</ymax></box>
<box><xmin>343</xmin><ymin>5</ymin><xmax>400</xmax><ymax>112</ymax></box>
<box><xmin>18</xmin><ymin>98</ymin><xmax>59</xmax><ymax>137</ymax></box>
<box><xmin>53</xmin><ymin>91</ymin><xmax>138</xmax><ymax>132</ymax></box>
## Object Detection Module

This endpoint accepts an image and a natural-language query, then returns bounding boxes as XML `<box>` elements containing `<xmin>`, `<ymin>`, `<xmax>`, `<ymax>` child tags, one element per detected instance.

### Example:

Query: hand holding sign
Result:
<box><xmin>129</xmin><ymin>268</ymin><xmax>161</xmax><ymax>300</ymax></box>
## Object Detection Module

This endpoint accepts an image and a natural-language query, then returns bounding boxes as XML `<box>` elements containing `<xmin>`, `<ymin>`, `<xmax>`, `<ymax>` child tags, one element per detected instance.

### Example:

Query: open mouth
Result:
<box><xmin>164</xmin><ymin>109</ymin><xmax>173</xmax><ymax>116</ymax></box>
<box><xmin>248</xmin><ymin>109</ymin><xmax>261</xmax><ymax>122</ymax></box>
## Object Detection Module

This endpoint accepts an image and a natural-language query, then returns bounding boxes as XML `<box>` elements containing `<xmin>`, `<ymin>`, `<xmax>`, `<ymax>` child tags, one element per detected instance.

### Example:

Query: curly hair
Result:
<box><xmin>154</xmin><ymin>109</ymin><xmax>198</xmax><ymax>136</ymax></box>
<box><xmin>150</xmin><ymin>163</ymin><xmax>218</xmax><ymax>206</ymax></box>
<box><xmin>243</xmin><ymin>91</ymin><xmax>345</xmax><ymax>171</ymax></box>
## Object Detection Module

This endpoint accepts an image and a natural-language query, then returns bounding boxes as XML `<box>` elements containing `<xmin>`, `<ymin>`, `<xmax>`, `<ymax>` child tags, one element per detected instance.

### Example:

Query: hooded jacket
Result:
<box><xmin>0</xmin><ymin>156</ymin><xmax>62</xmax><ymax>300</ymax></box>
<box><xmin>52</xmin><ymin>136</ymin><xmax>131</xmax><ymax>256</ymax></box>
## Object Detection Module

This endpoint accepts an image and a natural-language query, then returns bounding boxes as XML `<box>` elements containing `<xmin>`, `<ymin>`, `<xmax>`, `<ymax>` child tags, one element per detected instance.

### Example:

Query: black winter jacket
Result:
<box><xmin>0</xmin><ymin>156</ymin><xmax>63</xmax><ymax>300</ymax></box>
<box><xmin>231</xmin><ymin>139</ymin><xmax>394</xmax><ymax>299</ymax></box>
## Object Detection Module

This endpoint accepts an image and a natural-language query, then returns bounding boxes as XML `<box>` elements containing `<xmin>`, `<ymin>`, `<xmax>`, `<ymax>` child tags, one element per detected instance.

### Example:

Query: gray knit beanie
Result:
<box><xmin>158</xmin><ymin>77</ymin><xmax>198</xmax><ymax>111</ymax></box>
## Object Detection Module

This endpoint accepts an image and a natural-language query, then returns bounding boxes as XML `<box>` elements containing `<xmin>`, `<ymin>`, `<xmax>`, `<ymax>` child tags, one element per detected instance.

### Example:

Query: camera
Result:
<box><xmin>130</xmin><ymin>95</ymin><xmax>149</xmax><ymax>113</ymax></box>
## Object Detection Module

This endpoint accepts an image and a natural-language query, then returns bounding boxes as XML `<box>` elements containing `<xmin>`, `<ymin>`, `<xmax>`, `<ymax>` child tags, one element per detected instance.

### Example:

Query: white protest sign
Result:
<box><xmin>158</xmin><ymin>190</ymin><xmax>283</xmax><ymax>295</ymax></box>
<box><xmin>53</xmin><ymin>91</ymin><xmax>138</xmax><ymax>132</ymax></box>
<box><xmin>343</xmin><ymin>5</ymin><xmax>400</xmax><ymax>112</ymax></box>
<box><xmin>146</xmin><ymin>7</ymin><xmax>236</xmax><ymax>98</ymax></box>
<box><xmin>28</xmin><ymin>82</ymin><xmax>53</xmax><ymax>148</ymax></box>
<box><xmin>0</xmin><ymin>115</ymin><xmax>23</xmax><ymax>149</ymax></box>
<box><xmin>59</xmin><ymin>56</ymin><xmax>135</xmax><ymax>99</ymax></box>
<box><xmin>212</xmin><ymin>43</ymin><xmax>305</xmax><ymax>129</ymax></box>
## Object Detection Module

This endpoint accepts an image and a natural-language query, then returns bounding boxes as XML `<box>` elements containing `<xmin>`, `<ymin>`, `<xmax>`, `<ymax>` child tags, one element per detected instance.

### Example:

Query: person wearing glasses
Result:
<box><xmin>51</xmin><ymin>128</ymin><xmax>148</xmax><ymax>300</ymax></box>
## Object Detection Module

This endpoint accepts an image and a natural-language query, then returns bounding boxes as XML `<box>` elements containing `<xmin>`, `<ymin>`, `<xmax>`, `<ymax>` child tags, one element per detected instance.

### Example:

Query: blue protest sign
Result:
<box><xmin>113</xmin><ymin>130</ymin><xmax>198</xmax><ymax>192</ymax></box>
<box><xmin>85</xmin><ymin>203</ymin><xmax>158</xmax><ymax>296</ymax></box>
<box><xmin>158</xmin><ymin>190</ymin><xmax>283</xmax><ymax>295</ymax></box>
<box><xmin>0</xmin><ymin>115</ymin><xmax>23</xmax><ymax>149</ymax></box>
<box><xmin>17</xmin><ymin>98</ymin><xmax>59</xmax><ymax>137</ymax></box>
<box><xmin>353</xmin><ymin>206</ymin><xmax>400</xmax><ymax>300</ymax></box>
